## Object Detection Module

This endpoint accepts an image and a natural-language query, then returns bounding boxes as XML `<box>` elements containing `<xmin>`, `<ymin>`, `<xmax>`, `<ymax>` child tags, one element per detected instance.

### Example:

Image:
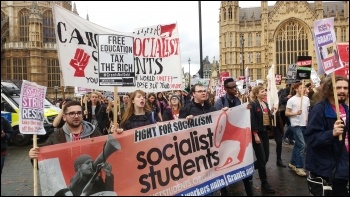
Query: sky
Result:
<box><xmin>74</xmin><ymin>1</ymin><xmax>280</xmax><ymax>75</ymax></box>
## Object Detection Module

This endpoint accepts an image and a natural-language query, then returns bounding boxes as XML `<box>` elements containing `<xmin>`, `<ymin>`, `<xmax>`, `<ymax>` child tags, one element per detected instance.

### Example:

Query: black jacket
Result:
<box><xmin>121</xmin><ymin>111</ymin><xmax>159</xmax><ymax>131</ymax></box>
<box><xmin>179</xmin><ymin>100</ymin><xmax>217</xmax><ymax>118</ymax></box>
<box><xmin>83</xmin><ymin>101</ymin><xmax>108</xmax><ymax>132</ymax></box>
<box><xmin>1</xmin><ymin>117</ymin><xmax>14</xmax><ymax>150</ymax></box>
<box><xmin>250</xmin><ymin>99</ymin><xmax>272</xmax><ymax>133</ymax></box>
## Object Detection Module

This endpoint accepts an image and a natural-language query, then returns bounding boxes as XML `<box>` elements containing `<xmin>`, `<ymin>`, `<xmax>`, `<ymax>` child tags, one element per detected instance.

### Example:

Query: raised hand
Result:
<box><xmin>70</xmin><ymin>48</ymin><xmax>90</xmax><ymax>77</ymax></box>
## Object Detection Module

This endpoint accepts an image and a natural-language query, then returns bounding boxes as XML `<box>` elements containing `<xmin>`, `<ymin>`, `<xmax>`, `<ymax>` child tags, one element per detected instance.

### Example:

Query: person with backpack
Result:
<box><xmin>118</xmin><ymin>90</ymin><xmax>159</xmax><ymax>132</ymax></box>
<box><xmin>213</xmin><ymin>78</ymin><xmax>254</xmax><ymax>196</ymax></box>
<box><xmin>1</xmin><ymin>116</ymin><xmax>14</xmax><ymax>175</ymax></box>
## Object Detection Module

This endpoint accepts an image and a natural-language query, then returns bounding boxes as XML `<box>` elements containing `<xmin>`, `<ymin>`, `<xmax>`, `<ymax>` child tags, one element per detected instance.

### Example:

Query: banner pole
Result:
<box><xmin>299</xmin><ymin>80</ymin><xmax>304</xmax><ymax>110</ymax></box>
<box><xmin>331</xmin><ymin>73</ymin><xmax>342</xmax><ymax>141</ymax></box>
<box><xmin>33</xmin><ymin>134</ymin><xmax>38</xmax><ymax>196</ymax></box>
<box><xmin>113</xmin><ymin>86</ymin><xmax>119</xmax><ymax>128</ymax></box>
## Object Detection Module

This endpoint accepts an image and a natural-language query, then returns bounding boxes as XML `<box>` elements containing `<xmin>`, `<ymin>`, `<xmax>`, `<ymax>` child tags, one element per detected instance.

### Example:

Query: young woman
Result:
<box><xmin>249</xmin><ymin>86</ymin><xmax>275</xmax><ymax>194</ymax></box>
<box><xmin>147</xmin><ymin>93</ymin><xmax>162</xmax><ymax>122</ymax></box>
<box><xmin>162</xmin><ymin>95</ymin><xmax>182</xmax><ymax>121</ymax></box>
<box><xmin>156</xmin><ymin>92</ymin><xmax>169</xmax><ymax>116</ymax></box>
<box><xmin>118</xmin><ymin>90</ymin><xmax>159</xmax><ymax>131</ymax></box>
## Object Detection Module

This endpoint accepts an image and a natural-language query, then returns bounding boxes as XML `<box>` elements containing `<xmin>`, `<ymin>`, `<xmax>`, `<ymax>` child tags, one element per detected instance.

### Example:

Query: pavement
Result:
<box><xmin>1</xmin><ymin>140</ymin><xmax>310</xmax><ymax>196</ymax></box>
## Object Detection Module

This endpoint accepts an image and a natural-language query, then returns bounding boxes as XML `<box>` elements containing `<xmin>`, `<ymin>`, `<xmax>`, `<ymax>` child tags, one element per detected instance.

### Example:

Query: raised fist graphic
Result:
<box><xmin>70</xmin><ymin>48</ymin><xmax>90</xmax><ymax>77</ymax></box>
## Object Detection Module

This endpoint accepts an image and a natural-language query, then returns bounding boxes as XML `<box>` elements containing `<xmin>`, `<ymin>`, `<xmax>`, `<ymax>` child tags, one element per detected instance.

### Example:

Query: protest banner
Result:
<box><xmin>219</xmin><ymin>72</ymin><xmax>230</xmax><ymax>83</ymax></box>
<box><xmin>37</xmin><ymin>104</ymin><xmax>253</xmax><ymax>196</ymax></box>
<box><xmin>286</xmin><ymin>64</ymin><xmax>299</xmax><ymax>84</ymax></box>
<box><xmin>334</xmin><ymin>42</ymin><xmax>349</xmax><ymax>79</ymax></box>
<box><xmin>19</xmin><ymin>80</ymin><xmax>47</xmax><ymax>135</ymax></box>
<box><xmin>314</xmin><ymin>17</ymin><xmax>344</xmax><ymax>75</ymax></box>
<box><xmin>310</xmin><ymin>69</ymin><xmax>321</xmax><ymax>87</ymax></box>
<box><xmin>314</xmin><ymin>17</ymin><xmax>344</xmax><ymax>140</ymax></box>
<box><xmin>98</xmin><ymin>34</ymin><xmax>135</xmax><ymax>86</ymax></box>
<box><xmin>296</xmin><ymin>56</ymin><xmax>312</xmax><ymax>80</ymax></box>
<box><xmin>53</xmin><ymin>4</ymin><xmax>182</xmax><ymax>92</ymax></box>
<box><xmin>266</xmin><ymin>65</ymin><xmax>279</xmax><ymax>126</ymax></box>
<box><xmin>19</xmin><ymin>80</ymin><xmax>47</xmax><ymax>196</ymax></box>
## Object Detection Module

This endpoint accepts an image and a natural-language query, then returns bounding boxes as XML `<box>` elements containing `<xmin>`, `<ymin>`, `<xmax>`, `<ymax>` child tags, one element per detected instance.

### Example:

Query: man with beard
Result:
<box><xmin>28</xmin><ymin>101</ymin><xmax>102</xmax><ymax>147</ymax></box>
<box><xmin>304</xmin><ymin>76</ymin><xmax>349</xmax><ymax>196</ymax></box>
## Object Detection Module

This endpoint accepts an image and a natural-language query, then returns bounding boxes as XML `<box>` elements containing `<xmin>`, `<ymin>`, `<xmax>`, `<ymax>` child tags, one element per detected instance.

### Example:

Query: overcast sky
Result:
<box><xmin>74</xmin><ymin>1</ymin><xmax>280</xmax><ymax>74</ymax></box>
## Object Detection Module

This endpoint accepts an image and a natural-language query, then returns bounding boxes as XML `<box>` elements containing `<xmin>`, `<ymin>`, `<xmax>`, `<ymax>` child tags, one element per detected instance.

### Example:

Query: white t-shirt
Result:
<box><xmin>286</xmin><ymin>95</ymin><xmax>310</xmax><ymax>126</ymax></box>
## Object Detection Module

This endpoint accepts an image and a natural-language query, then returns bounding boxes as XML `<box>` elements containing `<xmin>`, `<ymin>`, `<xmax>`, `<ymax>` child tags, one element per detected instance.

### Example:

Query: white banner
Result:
<box><xmin>19</xmin><ymin>80</ymin><xmax>47</xmax><ymax>135</ymax></box>
<box><xmin>267</xmin><ymin>65</ymin><xmax>279</xmax><ymax>114</ymax></box>
<box><xmin>53</xmin><ymin>4</ymin><xmax>182</xmax><ymax>92</ymax></box>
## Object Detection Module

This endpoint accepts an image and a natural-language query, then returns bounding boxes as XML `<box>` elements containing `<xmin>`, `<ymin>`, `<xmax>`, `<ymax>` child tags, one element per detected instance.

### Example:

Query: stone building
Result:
<box><xmin>219</xmin><ymin>1</ymin><xmax>349</xmax><ymax>83</ymax></box>
<box><xmin>1</xmin><ymin>1</ymin><xmax>79</xmax><ymax>100</ymax></box>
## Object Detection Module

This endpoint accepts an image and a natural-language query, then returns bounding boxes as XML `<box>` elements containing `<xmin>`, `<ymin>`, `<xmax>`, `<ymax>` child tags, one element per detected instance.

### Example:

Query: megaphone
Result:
<box><xmin>93</xmin><ymin>134</ymin><xmax>121</xmax><ymax>169</ymax></box>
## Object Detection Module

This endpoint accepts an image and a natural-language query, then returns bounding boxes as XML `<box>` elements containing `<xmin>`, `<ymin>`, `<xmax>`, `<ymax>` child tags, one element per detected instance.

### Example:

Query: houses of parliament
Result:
<box><xmin>219</xmin><ymin>1</ymin><xmax>348</xmax><ymax>81</ymax></box>
<box><xmin>1</xmin><ymin>1</ymin><xmax>349</xmax><ymax>99</ymax></box>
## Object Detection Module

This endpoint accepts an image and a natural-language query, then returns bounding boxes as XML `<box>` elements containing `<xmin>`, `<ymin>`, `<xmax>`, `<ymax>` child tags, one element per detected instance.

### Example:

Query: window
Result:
<box><xmin>230</xmin><ymin>52</ymin><xmax>232</xmax><ymax>64</ymax></box>
<box><xmin>223</xmin><ymin>8</ymin><xmax>226</xmax><ymax>21</ymax></box>
<box><xmin>43</xmin><ymin>11</ymin><xmax>55</xmax><ymax>43</ymax></box>
<box><xmin>256</xmin><ymin>52</ymin><xmax>261</xmax><ymax>63</ymax></box>
<box><xmin>19</xmin><ymin>9</ymin><xmax>29</xmax><ymax>42</ymax></box>
<box><xmin>228</xmin><ymin>6</ymin><xmax>232</xmax><ymax>20</ymax></box>
<box><xmin>248</xmin><ymin>33</ymin><xmax>252</xmax><ymax>47</ymax></box>
<box><xmin>47</xmin><ymin>59</ymin><xmax>61</xmax><ymax>87</ymax></box>
<box><xmin>224</xmin><ymin>33</ymin><xmax>226</xmax><ymax>47</ymax></box>
<box><xmin>230</xmin><ymin>32</ymin><xmax>232</xmax><ymax>47</ymax></box>
<box><xmin>249</xmin><ymin>68</ymin><xmax>253</xmax><ymax>81</ymax></box>
<box><xmin>341</xmin><ymin>28</ymin><xmax>346</xmax><ymax>42</ymax></box>
<box><xmin>257</xmin><ymin>68</ymin><xmax>262</xmax><ymax>79</ymax></box>
<box><xmin>248</xmin><ymin>52</ymin><xmax>253</xmax><ymax>63</ymax></box>
<box><xmin>256</xmin><ymin>33</ymin><xmax>261</xmax><ymax>46</ymax></box>
<box><xmin>13</xmin><ymin>58</ymin><xmax>28</xmax><ymax>80</ymax></box>
<box><xmin>1</xmin><ymin>59</ymin><xmax>12</xmax><ymax>79</ymax></box>
<box><xmin>275</xmin><ymin>21</ymin><xmax>308</xmax><ymax>77</ymax></box>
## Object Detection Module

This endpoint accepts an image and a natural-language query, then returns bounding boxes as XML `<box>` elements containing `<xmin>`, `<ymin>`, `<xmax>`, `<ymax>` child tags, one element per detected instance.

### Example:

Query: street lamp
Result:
<box><xmin>54</xmin><ymin>85</ymin><xmax>58</xmax><ymax>102</ymax></box>
<box><xmin>188</xmin><ymin>58</ymin><xmax>191</xmax><ymax>88</ymax></box>
<box><xmin>240</xmin><ymin>36</ymin><xmax>245</xmax><ymax>77</ymax></box>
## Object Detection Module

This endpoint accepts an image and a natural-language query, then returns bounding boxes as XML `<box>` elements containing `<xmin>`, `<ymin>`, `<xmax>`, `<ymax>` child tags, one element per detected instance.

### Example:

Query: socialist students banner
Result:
<box><xmin>53</xmin><ymin>4</ymin><xmax>182</xmax><ymax>92</ymax></box>
<box><xmin>37</xmin><ymin>104</ymin><xmax>253</xmax><ymax>196</ymax></box>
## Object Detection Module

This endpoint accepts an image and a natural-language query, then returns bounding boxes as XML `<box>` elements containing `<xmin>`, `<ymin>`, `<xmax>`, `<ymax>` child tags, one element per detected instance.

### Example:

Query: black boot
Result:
<box><xmin>261</xmin><ymin>181</ymin><xmax>275</xmax><ymax>194</ymax></box>
<box><xmin>243</xmin><ymin>179</ymin><xmax>253</xmax><ymax>196</ymax></box>
<box><xmin>277</xmin><ymin>160</ymin><xmax>286</xmax><ymax>167</ymax></box>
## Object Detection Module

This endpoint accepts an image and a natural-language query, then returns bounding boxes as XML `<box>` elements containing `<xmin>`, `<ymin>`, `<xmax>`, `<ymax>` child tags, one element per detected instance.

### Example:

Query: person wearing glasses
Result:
<box><xmin>162</xmin><ymin>95</ymin><xmax>182</xmax><ymax>121</ymax></box>
<box><xmin>214</xmin><ymin>78</ymin><xmax>254</xmax><ymax>196</ymax></box>
<box><xmin>29</xmin><ymin>101</ymin><xmax>103</xmax><ymax>158</ymax></box>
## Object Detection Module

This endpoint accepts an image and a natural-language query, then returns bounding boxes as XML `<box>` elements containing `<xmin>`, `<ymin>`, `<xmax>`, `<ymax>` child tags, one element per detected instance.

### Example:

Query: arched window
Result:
<box><xmin>275</xmin><ymin>21</ymin><xmax>308</xmax><ymax>77</ymax></box>
<box><xmin>19</xmin><ymin>9</ymin><xmax>29</xmax><ymax>42</ymax></box>
<box><xmin>43</xmin><ymin>10</ymin><xmax>55</xmax><ymax>43</ymax></box>
<box><xmin>228</xmin><ymin>6</ymin><xmax>232</xmax><ymax>20</ymax></box>
<box><xmin>223</xmin><ymin>8</ymin><xmax>226</xmax><ymax>21</ymax></box>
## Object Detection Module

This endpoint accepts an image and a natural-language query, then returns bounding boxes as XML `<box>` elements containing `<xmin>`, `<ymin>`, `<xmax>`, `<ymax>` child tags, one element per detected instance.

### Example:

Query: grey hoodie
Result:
<box><xmin>62</xmin><ymin>121</ymin><xmax>96</xmax><ymax>142</ymax></box>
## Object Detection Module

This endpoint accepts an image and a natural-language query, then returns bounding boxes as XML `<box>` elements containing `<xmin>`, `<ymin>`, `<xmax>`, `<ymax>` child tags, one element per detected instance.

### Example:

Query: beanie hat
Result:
<box><xmin>74</xmin><ymin>154</ymin><xmax>93</xmax><ymax>172</ymax></box>
<box><xmin>170</xmin><ymin>95</ymin><xmax>180</xmax><ymax>101</ymax></box>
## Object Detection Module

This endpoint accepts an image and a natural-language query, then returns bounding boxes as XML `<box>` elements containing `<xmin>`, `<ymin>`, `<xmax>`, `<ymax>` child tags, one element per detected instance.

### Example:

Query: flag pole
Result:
<box><xmin>331</xmin><ymin>73</ymin><xmax>342</xmax><ymax>141</ymax></box>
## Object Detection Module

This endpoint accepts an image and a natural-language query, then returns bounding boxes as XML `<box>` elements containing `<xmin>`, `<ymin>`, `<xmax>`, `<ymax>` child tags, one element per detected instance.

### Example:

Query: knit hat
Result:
<box><xmin>74</xmin><ymin>154</ymin><xmax>93</xmax><ymax>172</ymax></box>
<box><xmin>170</xmin><ymin>95</ymin><xmax>180</xmax><ymax>101</ymax></box>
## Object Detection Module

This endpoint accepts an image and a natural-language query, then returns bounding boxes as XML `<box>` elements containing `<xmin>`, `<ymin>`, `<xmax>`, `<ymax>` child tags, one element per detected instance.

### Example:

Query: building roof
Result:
<box><xmin>239</xmin><ymin>1</ymin><xmax>344</xmax><ymax>21</ymax></box>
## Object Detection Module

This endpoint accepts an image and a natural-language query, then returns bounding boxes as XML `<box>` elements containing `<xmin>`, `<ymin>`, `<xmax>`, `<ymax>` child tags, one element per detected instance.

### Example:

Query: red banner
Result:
<box><xmin>334</xmin><ymin>43</ymin><xmax>349</xmax><ymax>79</ymax></box>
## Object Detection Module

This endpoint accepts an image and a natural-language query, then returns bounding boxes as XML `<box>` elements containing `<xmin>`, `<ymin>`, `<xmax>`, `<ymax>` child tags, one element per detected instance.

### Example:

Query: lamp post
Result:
<box><xmin>240</xmin><ymin>36</ymin><xmax>245</xmax><ymax>77</ymax></box>
<box><xmin>54</xmin><ymin>85</ymin><xmax>58</xmax><ymax>103</ymax></box>
<box><xmin>188</xmin><ymin>58</ymin><xmax>191</xmax><ymax>88</ymax></box>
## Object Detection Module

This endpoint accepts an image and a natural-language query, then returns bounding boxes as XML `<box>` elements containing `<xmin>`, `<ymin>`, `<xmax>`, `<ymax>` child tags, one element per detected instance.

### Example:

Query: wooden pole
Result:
<box><xmin>33</xmin><ymin>134</ymin><xmax>38</xmax><ymax>196</ymax></box>
<box><xmin>299</xmin><ymin>80</ymin><xmax>304</xmax><ymax>110</ymax></box>
<box><xmin>61</xmin><ymin>86</ymin><xmax>66</xmax><ymax>100</ymax></box>
<box><xmin>113</xmin><ymin>86</ymin><xmax>119</xmax><ymax>128</ymax></box>
<box><xmin>331</xmin><ymin>73</ymin><xmax>342</xmax><ymax>141</ymax></box>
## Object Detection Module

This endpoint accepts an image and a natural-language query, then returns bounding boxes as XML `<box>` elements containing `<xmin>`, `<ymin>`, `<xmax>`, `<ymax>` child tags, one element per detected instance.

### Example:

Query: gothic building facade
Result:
<box><xmin>219</xmin><ymin>1</ymin><xmax>349</xmax><ymax>82</ymax></box>
<box><xmin>1</xmin><ymin>1</ymin><xmax>79</xmax><ymax>100</ymax></box>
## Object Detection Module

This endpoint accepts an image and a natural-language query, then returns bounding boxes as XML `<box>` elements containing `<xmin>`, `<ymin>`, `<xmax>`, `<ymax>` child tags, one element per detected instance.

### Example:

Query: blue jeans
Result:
<box><xmin>1</xmin><ymin>154</ymin><xmax>5</xmax><ymax>175</ymax></box>
<box><xmin>290</xmin><ymin>126</ymin><xmax>306</xmax><ymax>168</ymax></box>
<box><xmin>284</xmin><ymin>125</ymin><xmax>294</xmax><ymax>142</ymax></box>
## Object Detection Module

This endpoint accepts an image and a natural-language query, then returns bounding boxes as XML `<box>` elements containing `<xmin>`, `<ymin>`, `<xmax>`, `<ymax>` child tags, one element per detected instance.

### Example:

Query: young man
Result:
<box><xmin>1</xmin><ymin>116</ymin><xmax>14</xmax><ymax>175</ymax></box>
<box><xmin>285</xmin><ymin>82</ymin><xmax>310</xmax><ymax>177</ymax></box>
<box><xmin>214</xmin><ymin>78</ymin><xmax>254</xmax><ymax>196</ymax></box>
<box><xmin>304</xmin><ymin>76</ymin><xmax>349</xmax><ymax>196</ymax></box>
<box><xmin>29</xmin><ymin>101</ymin><xmax>103</xmax><ymax>154</ymax></box>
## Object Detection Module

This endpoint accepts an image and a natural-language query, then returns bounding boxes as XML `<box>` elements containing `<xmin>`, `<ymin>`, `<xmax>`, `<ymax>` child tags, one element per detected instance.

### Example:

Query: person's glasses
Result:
<box><xmin>225</xmin><ymin>85</ymin><xmax>237</xmax><ymax>89</ymax></box>
<box><xmin>65</xmin><ymin>111</ymin><xmax>83</xmax><ymax>117</ymax></box>
<box><xmin>195</xmin><ymin>90</ymin><xmax>207</xmax><ymax>93</ymax></box>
